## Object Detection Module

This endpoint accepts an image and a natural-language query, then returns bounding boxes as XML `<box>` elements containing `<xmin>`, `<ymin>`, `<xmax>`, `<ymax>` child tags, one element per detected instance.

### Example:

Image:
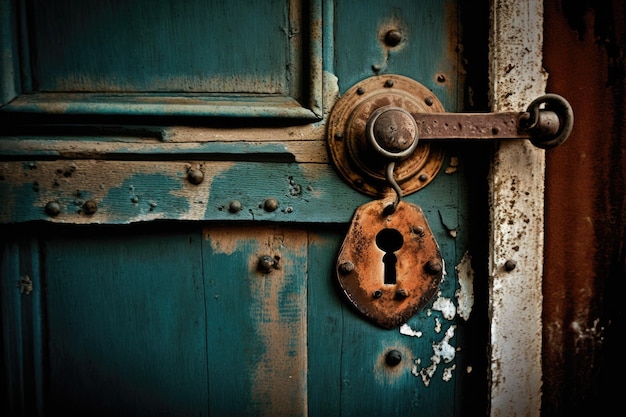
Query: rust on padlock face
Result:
<box><xmin>336</xmin><ymin>200</ymin><xmax>444</xmax><ymax>329</ymax></box>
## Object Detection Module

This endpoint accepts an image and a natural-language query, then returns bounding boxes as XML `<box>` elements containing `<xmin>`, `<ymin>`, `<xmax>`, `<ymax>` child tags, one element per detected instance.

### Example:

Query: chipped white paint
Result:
<box><xmin>488</xmin><ymin>1</ymin><xmax>546</xmax><ymax>416</ymax></box>
<box><xmin>442</xmin><ymin>364</ymin><xmax>456</xmax><ymax>382</ymax></box>
<box><xmin>432</xmin><ymin>296</ymin><xmax>456</xmax><ymax>321</ymax></box>
<box><xmin>399</xmin><ymin>323</ymin><xmax>423</xmax><ymax>338</ymax></box>
<box><xmin>455</xmin><ymin>251</ymin><xmax>474</xmax><ymax>321</ymax></box>
<box><xmin>411</xmin><ymin>325</ymin><xmax>457</xmax><ymax>386</ymax></box>
<box><xmin>434</xmin><ymin>316</ymin><xmax>442</xmax><ymax>333</ymax></box>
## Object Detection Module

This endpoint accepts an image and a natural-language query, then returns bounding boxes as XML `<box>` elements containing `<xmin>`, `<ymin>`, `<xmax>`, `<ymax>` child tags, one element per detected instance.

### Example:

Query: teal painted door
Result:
<box><xmin>1</xmin><ymin>1</ymin><xmax>489</xmax><ymax>416</ymax></box>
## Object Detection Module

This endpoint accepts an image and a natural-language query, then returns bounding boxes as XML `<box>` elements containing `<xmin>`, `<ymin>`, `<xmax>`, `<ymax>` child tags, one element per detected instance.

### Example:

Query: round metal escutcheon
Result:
<box><xmin>327</xmin><ymin>75</ymin><xmax>445</xmax><ymax>198</ymax></box>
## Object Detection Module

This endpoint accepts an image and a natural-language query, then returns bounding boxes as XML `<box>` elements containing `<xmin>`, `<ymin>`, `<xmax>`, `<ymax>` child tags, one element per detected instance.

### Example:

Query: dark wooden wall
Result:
<box><xmin>543</xmin><ymin>0</ymin><xmax>625</xmax><ymax>415</ymax></box>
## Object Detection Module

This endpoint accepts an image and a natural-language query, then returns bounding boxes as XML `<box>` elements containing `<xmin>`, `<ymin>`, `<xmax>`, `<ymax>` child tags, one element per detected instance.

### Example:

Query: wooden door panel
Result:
<box><xmin>0</xmin><ymin>0</ymin><xmax>490</xmax><ymax>415</ymax></box>
<box><xmin>203</xmin><ymin>225</ymin><xmax>307</xmax><ymax>417</ymax></box>
<box><xmin>309</xmin><ymin>227</ymin><xmax>461</xmax><ymax>416</ymax></box>
<box><xmin>1</xmin><ymin>0</ymin><xmax>323</xmax><ymax>119</ymax></box>
<box><xmin>43</xmin><ymin>228</ymin><xmax>208</xmax><ymax>416</ymax></box>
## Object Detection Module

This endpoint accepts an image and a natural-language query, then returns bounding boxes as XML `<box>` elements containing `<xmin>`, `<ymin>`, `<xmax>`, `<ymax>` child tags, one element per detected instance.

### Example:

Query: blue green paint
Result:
<box><xmin>0</xmin><ymin>0</ymin><xmax>487</xmax><ymax>415</ymax></box>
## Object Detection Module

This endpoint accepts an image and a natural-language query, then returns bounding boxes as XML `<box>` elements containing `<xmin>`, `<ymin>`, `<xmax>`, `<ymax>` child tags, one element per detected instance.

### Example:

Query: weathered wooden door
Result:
<box><xmin>1</xmin><ymin>1</ymin><xmax>490</xmax><ymax>415</ymax></box>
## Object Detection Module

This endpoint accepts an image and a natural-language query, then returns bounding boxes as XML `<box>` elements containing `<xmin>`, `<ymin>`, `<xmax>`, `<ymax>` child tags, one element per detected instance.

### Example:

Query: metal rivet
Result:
<box><xmin>45</xmin><ymin>201</ymin><xmax>60</xmax><ymax>217</ymax></box>
<box><xmin>258</xmin><ymin>255</ymin><xmax>277</xmax><ymax>273</ymax></box>
<box><xmin>357</xmin><ymin>87</ymin><xmax>365</xmax><ymax>95</ymax></box>
<box><xmin>82</xmin><ymin>200</ymin><xmax>97</xmax><ymax>215</ymax></box>
<box><xmin>425</xmin><ymin>259</ymin><xmax>442</xmax><ymax>274</ymax></box>
<box><xmin>412</xmin><ymin>226</ymin><xmax>425</xmax><ymax>236</ymax></box>
<box><xmin>425</xmin><ymin>97</ymin><xmax>434</xmax><ymax>106</ymax></box>
<box><xmin>504</xmin><ymin>259</ymin><xmax>517</xmax><ymax>271</ymax></box>
<box><xmin>384</xmin><ymin>30</ymin><xmax>403</xmax><ymax>47</ymax></box>
<box><xmin>384</xmin><ymin>79</ymin><xmax>394</xmax><ymax>88</ymax></box>
<box><xmin>373</xmin><ymin>290</ymin><xmax>383</xmax><ymax>299</ymax></box>
<box><xmin>354</xmin><ymin>179</ymin><xmax>364</xmax><ymax>188</ymax></box>
<box><xmin>372</xmin><ymin>64</ymin><xmax>382</xmax><ymax>72</ymax></box>
<box><xmin>385</xmin><ymin>350</ymin><xmax>402</xmax><ymax>366</ymax></box>
<box><xmin>334</xmin><ymin>132</ymin><xmax>344</xmax><ymax>141</ymax></box>
<box><xmin>395</xmin><ymin>288</ymin><xmax>409</xmax><ymax>300</ymax></box>
<box><xmin>492</xmin><ymin>126</ymin><xmax>500</xmax><ymax>135</ymax></box>
<box><xmin>228</xmin><ymin>200</ymin><xmax>242</xmax><ymax>213</ymax></box>
<box><xmin>339</xmin><ymin>261</ymin><xmax>354</xmax><ymax>275</ymax></box>
<box><xmin>263</xmin><ymin>198</ymin><xmax>279</xmax><ymax>212</ymax></box>
<box><xmin>419</xmin><ymin>173</ymin><xmax>429</xmax><ymax>182</ymax></box>
<box><xmin>437</xmin><ymin>74</ymin><xmax>446</xmax><ymax>83</ymax></box>
<box><xmin>187</xmin><ymin>168</ymin><xmax>204</xmax><ymax>185</ymax></box>
<box><xmin>131</xmin><ymin>196</ymin><xmax>139</xmax><ymax>204</ymax></box>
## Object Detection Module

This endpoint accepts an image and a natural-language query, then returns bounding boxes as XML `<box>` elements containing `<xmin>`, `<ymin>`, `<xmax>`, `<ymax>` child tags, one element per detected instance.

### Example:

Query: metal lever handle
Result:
<box><xmin>365</xmin><ymin>106</ymin><xmax>419</xmax><ymax>215</ymax></box>
<box><xmin>411</xmin><ymin>93</ymin><xmax>574</xmax><ymax>149</ymax></box>
<box><xmin>327</xmin><ymin>75</ymin><xmax>575</xmax><ymax>200</ymax></box>
<box><xmin>519</xmin><ymin>93</ymin><xmax>574</xmax><ymax>149</ymax></box>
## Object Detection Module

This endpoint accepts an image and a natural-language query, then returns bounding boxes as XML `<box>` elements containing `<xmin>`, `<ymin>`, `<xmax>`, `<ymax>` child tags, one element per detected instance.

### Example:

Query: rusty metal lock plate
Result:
<box><xmin>336</xmin><ymin>199</ymin><xmax>444</xmax><ymax>329</ymax></box>
<box><xmin>327</xmin><ymin>74</ymin><xmax>446</xmax><ymax>198</ymax></box>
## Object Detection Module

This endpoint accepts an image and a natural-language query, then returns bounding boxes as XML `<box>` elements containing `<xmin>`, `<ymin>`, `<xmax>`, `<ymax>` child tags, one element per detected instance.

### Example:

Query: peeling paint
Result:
<box><xmin>455</xmin><ymin>251</ymin><xmax>474</xmax><ymax>321</ymax></box>
<box><xmin>204</xmin><ymin>229</ymin><xmax>239</xmax><ymax>255</ymax></box>
<box><xmin>444</xmin><ymin>156</ymin><xmax>459</xmax><ymax>174</ymax></box>
<box><xmin>432</xmin><ymin>295</ymin><xmax>457</xmax><ymax>321</ymax></box>
<box><xmin>399</xmin><ymin>323</ymin><xmax>423</xmax><ymax>338</ymax></box>
<box><xmin>411</xmin><ymin>325</ymin><xmax>457</xmax><ymax>386</ymax></box>
<box><xmin>442</xmin><ymin>364</ymin><xmax>456</xmax><ymax>382</ymax></box>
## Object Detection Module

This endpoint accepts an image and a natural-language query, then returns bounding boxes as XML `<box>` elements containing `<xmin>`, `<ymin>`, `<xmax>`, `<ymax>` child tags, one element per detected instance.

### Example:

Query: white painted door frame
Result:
<box><xmin>488</xmin><ymin>1</ymin><xmax>545</xmax><ymax>416</ymax></box>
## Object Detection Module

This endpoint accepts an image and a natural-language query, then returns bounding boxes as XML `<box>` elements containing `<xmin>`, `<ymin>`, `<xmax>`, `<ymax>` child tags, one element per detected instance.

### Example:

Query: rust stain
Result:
<box><xmin>203</xmin><ymin>226</ymin><xmax>307</xmax><ymax>416</ymax></box>
<box><xmin>248</xmin><ymin>227</ymin><xmax>307</xmax><ymax>416</ymax></box>
<box><xmin>373</xmin><ymin>344</ymin><xmax>414</xmax><ymax>385</ymax></box>
<box><xmin>543</xmin><ymin>0</ymin><xmax>626</xmax><ymax>413</ymax></box>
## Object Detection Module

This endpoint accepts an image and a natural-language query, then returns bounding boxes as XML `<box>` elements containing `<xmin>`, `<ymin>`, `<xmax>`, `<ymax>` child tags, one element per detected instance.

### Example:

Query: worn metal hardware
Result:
<box><xmin>257</xmin><ymin>255</ymin><xmax>279</xmax><ymax>273</ymax></box>
<box><xmin>82</xmin><ymin>200</ymin><xmax>98</xmax><ymax>215</ymax></box>
<box><xmin>263</xmin><ymin>198</ymin><xmax>279</xmax><ymax>212</ymax></box>
<box><xmin>228</xmin><ymin>200</ymin><xmax>243</xmax><ymax>213</ymax></box>
<box><xmin>187</xmin><ymin>168</ymin><xmax>204</xmax><ymax>185</ymax></box>
<box><xmin>385</xmin><ymin>350</ymin><xmax>402</xmax><ymax>366</ymax></box>
<box><xmin>504</xmin><ymin>259</ymin><xmax>517</xmax><ymax>272</ymax></box>
<box><xmin>327</xmin><ymin>74</ymin><xmax>446</xmax><ymax>199</ymax></box>
<box><xmin>384</xmin><ymin>30</ymin><xmax>403</xmax><ymax>47</ymax></box>
<box><xmin>327</xmin><ymin>75</ymin><xmax>574</xmax><ymax>198</ymax></box>
<box><xmin>45</xmin><ymin>201</ymin><xmax>61</xmax><ymax>217</ymax></box>
<box><xmin>335</xmin><ymin>199</ymin><xmax>443</xmax><ymax>329</ymax></box>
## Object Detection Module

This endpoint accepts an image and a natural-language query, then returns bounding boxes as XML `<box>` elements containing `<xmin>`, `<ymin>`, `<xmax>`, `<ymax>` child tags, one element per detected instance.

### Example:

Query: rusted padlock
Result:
<box><xmin>336</xmin><ymin>199</ymin><xmax>444</xmax><ymax>329</ymax></box>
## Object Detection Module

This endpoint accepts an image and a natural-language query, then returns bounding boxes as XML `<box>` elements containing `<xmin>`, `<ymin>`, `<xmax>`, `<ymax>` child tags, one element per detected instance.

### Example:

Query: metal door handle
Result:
<box><xmin>327</xmin><ymin>74</ymin><xmax>574</xmax><ymax>198</ymax></box>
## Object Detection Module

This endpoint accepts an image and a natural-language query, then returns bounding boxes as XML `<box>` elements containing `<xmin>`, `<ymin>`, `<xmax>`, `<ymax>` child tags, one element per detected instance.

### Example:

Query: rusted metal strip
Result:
<box><xmin>412</xmin><ymin>112</ymin><xmax>531</xmax><ymax>140</ymax></box>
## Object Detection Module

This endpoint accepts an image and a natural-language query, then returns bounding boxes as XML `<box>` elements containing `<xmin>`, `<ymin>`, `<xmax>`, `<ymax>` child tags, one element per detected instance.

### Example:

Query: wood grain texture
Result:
<box><xmin>43</xmin><ymin>227</ymin><xmax>208</xmax><ymax>416</ymax></box>
<box><xmin>203</xmin><ymin>225</ymin><xmax>308</xmax><ymax>417</ymax></box>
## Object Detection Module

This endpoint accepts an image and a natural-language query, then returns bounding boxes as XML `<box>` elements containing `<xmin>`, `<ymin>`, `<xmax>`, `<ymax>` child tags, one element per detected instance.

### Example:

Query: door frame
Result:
<box><xmin>488</xmin><ymin>1</ymin><xmax>545</xmax><ymax>416</ymax></box>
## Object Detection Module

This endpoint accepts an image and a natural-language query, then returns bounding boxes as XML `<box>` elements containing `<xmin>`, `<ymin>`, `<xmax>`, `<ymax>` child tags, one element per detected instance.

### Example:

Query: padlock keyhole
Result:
<box><xmin>375</xmin><ymin>228</ymin><xmax>404</xmax><ymax>285</ymax></box>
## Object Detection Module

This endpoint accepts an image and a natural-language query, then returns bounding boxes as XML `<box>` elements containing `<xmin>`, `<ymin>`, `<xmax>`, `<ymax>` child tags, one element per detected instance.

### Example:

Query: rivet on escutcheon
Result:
<box><xmin>425</xmin><ymin>259</ymin><xmax>443</xmax><ymax>274</ymax></box>
<box><xmin>339</xmin><ymin>261</ymin><xmax>354</xmax><ymax>275</ymax></box>
<box><xmin>395</xmin><ymin>288</ymin><xmax>409</xmax><ymax>300</ymax></box>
